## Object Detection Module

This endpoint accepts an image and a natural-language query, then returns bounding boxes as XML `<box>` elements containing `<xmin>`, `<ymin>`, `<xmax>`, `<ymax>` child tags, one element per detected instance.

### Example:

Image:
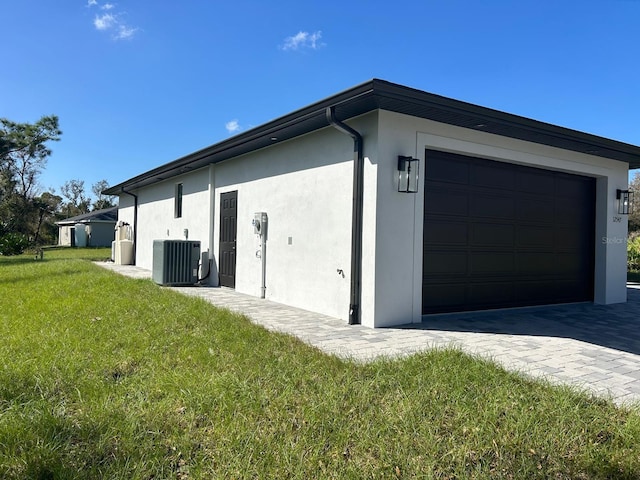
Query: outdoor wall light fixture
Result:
<box><xmin>616</xmin><ymin>189</ymin><xmax>634</xmax><ymax>215</ymax></box>
<box><xmin>397</xmin><ymin>156</ymin><xmax>419</xmax><ymax>193</ymax></box>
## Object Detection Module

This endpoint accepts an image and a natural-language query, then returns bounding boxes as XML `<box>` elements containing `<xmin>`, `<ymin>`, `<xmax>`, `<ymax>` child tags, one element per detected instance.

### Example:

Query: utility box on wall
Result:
<box><xmin>253</xmin><ymin>212</ymin><xmax>268</xmax><ymax>237</ymax></box>
<box><xmin>152</xmin><ymin>240</ymin><xmax>201</xmax><ymax>286</ymax></box>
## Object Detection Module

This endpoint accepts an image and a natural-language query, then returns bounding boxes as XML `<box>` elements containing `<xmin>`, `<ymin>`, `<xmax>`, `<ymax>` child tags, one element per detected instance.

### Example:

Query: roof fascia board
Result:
<box><xmin>373</xmin><ymin>79</ymin><xmax>640</xmax><ymax>163</ymax></box>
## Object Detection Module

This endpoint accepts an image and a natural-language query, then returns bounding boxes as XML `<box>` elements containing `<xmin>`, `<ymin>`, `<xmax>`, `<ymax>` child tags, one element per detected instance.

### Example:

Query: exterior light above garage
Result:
<box><xmin>397</xmin><ymin>156</ymin><xmax>419</xmax><ymax>193</ymax></box>
<box><xmin>616</xmin><ymin>189</ymin><xmax>634</xmax><ymax>215</ymax></box>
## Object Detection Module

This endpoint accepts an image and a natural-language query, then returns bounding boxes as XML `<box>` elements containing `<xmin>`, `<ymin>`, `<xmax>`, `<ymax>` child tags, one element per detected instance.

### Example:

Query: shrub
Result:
<box><xmin>628</xmin><ymin>232</ymin><xmax>640</xmax><ymax>272</ymax></box>
<box><xmin>0</xmin><ymin>232</ymin><xmax>29</xmax><ymax>256</ymax></box>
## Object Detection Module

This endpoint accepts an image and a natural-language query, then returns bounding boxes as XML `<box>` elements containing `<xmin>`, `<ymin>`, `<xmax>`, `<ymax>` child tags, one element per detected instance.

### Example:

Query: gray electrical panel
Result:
<box><xmin>152</xmin><ymin>240</ymin><xmax>201</xmax><ymax>286</ymax></box>
<box><xmin>253</xmin><ymin>212</ymin><xmax>268</xmax><ymax>237</ymax></box>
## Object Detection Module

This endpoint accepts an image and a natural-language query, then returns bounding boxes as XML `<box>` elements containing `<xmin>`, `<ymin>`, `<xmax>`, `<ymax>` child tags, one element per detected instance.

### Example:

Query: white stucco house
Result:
<box><xmin>105</xmin><ymin>79</ymin><xmax>640</xmax><ymax>328</ymax></box>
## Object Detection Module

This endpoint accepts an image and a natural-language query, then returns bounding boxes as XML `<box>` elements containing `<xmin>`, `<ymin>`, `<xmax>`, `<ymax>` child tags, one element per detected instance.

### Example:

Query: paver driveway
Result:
<box><xmin>98</xmin><ymin>263</ymin><xmax>640</xmax><ymax>407</ymax></box>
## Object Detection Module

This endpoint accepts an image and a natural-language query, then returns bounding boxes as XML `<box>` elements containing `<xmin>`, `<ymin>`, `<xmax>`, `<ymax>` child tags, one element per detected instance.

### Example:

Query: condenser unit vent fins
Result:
<box><xmin>152</xmin><ymin>240</ymin><xmax>201</xmax><ymax>286</ymax></box>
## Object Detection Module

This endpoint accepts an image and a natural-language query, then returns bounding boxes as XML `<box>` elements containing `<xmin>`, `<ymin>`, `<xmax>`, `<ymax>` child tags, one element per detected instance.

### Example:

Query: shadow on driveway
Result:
<box><xmin>416</xmin><ymin>288</ymin><xmax>640</xmax><ymax>356</ymax></box>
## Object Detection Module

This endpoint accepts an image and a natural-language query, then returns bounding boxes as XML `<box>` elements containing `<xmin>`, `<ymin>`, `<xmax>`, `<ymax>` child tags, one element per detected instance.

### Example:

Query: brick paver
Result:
<box><xmin>97</xmin><ymin>263</ymin><xmax>640</xmax><ymax>407</ymax></box>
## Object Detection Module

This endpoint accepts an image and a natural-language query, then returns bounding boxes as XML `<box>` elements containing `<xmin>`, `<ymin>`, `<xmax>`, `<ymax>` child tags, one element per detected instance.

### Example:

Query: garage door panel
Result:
<box><xmin>470</xmin><ymin>252</ymin><xmax>515</xmax><ymax>275</ymax></box>
<box><xmin>555</xmin><ymin>227</ymin><xmax>586</xmax><ymax>249</ymax></box>
<box><xmin>517</xmin><ymin>252</ymin><xmax>558</xmax><ymax>275</ymax></box>
<box><xmin>469</xmin><ymin>193</ymin><xmax>515</xmax><ymax>219</ymax></box>
<box><xmin>470</xmin><ymin>223</ymin><xmax>514</xmax><ymax>247</ymax></box>
<box><xmin>517</xmin><ymin>197</ymin><xmax>555</xmax><ymax>223</ymax></box>
<box><xmin>514</xmin><ymin>281</ymin><xmax>558</xmax><ymax>303</ymax></box>
<box><xmin>554</xmin><ymin>279</ymin><xmax>593</xmax><ymax>301</ymax></box>
<box><xmin>424</xmin><ymin>219</ymin><xmax>468</xmax><ymax>245</ymax></box>
<box><xmin>562</xmin><ymin>203</ymin><xmax>593</xmax><ymax>223</ymax></box>
<box><xmin>425</xmin><ymin>152</ymin><xmax>470</xmax><ymax>184</ymax></box>
<box><xmin>423</xmin><ymin>283</ymin><xmax>467</xmax><ymax>308</ymax></box>
<box><xmin>424</xmin><ymin>149</ymin><xmax>595</xmax><ymax>314</ymax></box>
<box><xmin>516</xmin><ymin>225</ymin><xmax>555</xmax><ymax>248</ymax></box>
<box><xmin>517</xmin><ymin>170</ymin><xmax>555</xmax><ymax>194</ymax></box>
<box><xmin>425</xmin><ymin>189</ymin><xmax>468</xmax><ymax>216</ymax></box>
<box><xmin>556</xmin><ymin>175</ymin><xmax>592</xmax><ymax>199</ymax></box>
<box><xmin>468</xmin><ymin>282</ymin><xmax>515</xmax><ymax>305</ymax></box>
<box><xmin>471</xmin><ymin>162</ymin><xmax>515</xmax><ymax>190</ymax></box>
<box><xmin>555</xmin><ymin>253</ymin><xmax>589</xmax><ymax>275</ymax></box>
<box><xmin>423</xmin><ymin>251</ymin><xmax>468</xmax><ymax>276</ymax></box>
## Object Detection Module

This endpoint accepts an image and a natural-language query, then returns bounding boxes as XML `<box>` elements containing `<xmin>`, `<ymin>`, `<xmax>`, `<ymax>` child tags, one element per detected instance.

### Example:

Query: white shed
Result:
<box><xmin>56</xmin><ymin>207</ymin><xmax>117</xmax><ymax>247</ymax></box>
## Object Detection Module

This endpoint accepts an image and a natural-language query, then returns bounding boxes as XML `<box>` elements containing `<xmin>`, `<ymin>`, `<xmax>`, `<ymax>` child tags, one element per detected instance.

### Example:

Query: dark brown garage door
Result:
<box><xmin>423</xmin><ymin>150</ymin><xmax>595</xmax><ymax>314</ymax></box>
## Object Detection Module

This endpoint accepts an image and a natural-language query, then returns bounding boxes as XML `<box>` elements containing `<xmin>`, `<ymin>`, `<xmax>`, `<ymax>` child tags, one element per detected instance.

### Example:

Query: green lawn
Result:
<box><xmin>1</xmin><ymin>249</ymin><xmax>640</xmax><ymax>479</ymax></box>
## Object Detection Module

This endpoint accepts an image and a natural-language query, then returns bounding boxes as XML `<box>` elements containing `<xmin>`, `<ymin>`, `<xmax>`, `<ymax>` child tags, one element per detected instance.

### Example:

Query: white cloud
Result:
<box><xmin>225</xmin><ymin>120</ymin><xmax>241</xmax><ymax>134</ymax></box>
<box><xmin>115</xmin><ymin>24</ymin><xmax>138</xmax><ymax>40</ymax></box>
<box><xmin>88</xmin><ymin>2</ymin><xmax>139</xmax><ymax>40</ymax></box>
<box><xmin>94</xmin><ymin>13</ymin><xmax>116</xmax><ymax>30</ymax></box>
<box><xmin>281</xmin><ymin>30</ymin><xmax>324</xmax><ymax>51</ymax></box>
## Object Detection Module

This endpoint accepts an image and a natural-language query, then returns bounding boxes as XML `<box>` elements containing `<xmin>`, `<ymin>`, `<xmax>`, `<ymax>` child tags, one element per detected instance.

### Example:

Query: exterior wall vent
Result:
<box><xmin>152</xmin><ymin>240</ymin><xmax>201</xmax><ymax>286</ymax></box>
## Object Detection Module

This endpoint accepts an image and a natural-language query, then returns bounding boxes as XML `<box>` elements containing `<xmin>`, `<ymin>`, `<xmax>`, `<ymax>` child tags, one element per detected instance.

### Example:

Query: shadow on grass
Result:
<box><xmin>0</xmin><ymin>266</ymin><xmax>86</xmax><ymax>286</ymax></box>
<box><xmin>0</xmin><ymin>256</ymin><xmax>41</xmax><ymax>266</ymax></box>
<box><xmin>0</xmin><ymin>249</ymin><xmax>110</xmax><ymax>267</ymax></box>
<box><xmin>414</xmin><ymin>288</ymin><xmax>640</xmax><ymax>356</ymax></box>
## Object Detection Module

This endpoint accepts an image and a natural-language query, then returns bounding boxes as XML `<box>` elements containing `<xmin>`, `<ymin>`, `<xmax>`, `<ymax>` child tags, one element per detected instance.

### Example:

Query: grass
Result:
<box><xmin>1</xmin><ymin>249</ymin><xmax>640</xmax><ymax>479</ymax></box>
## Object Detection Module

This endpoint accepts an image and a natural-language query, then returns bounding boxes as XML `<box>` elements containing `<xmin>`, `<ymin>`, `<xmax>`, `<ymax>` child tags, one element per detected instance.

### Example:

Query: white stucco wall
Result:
<box><xmin>116</xmin><ymin>195</ymin><xmax>135</xmax><ymax>231</ymax></box>
<box><xmin>113</xmin><ymin>113</ymin><xmax>378</xmax><ymax>322</ymax></box>
<box><xmin>212</xmin><ymin>113</ymin><xmax>379</xmax><ymax>321</ymax></box>
<box><xmin>130</xmin><ymin>170</ymin><xmax>212</xmax><ymax>271</ymax></box>
<box><xmin>372</xmin><ymin>110</ymin><xmax>629</xmax><ymax>327</ymax></box>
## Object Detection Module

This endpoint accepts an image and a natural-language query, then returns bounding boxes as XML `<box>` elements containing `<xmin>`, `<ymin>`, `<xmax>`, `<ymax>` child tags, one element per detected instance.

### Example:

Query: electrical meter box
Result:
<box><xmin>253</xmin><ymin>212</ymin><xmax>268</xmax><ymax>237</ymax></box>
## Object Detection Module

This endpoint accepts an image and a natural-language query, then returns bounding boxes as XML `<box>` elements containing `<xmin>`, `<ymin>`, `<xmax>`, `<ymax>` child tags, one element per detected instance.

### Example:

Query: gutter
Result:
<box><xmin>120</xmin><ymin>188</ymin><xmax>138</xmax><ymax>265</ymax></box>
<box><xmin>326</xmin><ymin>106</ymin><xmax>363</xmax><ymax>325</ymax></box>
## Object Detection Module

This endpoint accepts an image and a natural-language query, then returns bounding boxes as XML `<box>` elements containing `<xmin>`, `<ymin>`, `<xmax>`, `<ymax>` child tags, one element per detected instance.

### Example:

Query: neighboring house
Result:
<box><xmin>56</xmin><ymin>207</ymin><xmax>118</xmax><ymax>247</ymax></box>
<box><xmin>105</xmin><ymin>79</ymin><xmax>640</xmax><ymax>328</ymax></box>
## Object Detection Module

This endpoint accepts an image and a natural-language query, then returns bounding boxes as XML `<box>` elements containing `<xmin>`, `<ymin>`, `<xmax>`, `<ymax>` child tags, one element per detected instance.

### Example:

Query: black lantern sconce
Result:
<box><xmin>616</xmin><ymin>189</ymin><xmax>634</xmax><ymax>215</ymax></box>
<box><xmin>397</xmin><ymin>156</ymin><xmax>419</xmax><ymax>193</ymax></box>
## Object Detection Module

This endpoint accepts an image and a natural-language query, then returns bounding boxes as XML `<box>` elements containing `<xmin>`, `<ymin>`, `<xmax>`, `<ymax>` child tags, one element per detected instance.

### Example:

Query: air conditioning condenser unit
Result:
<box><xmin>152</xmin><ymin>240</ymin><xmax>201</xmax><ymax>286</ymax></box>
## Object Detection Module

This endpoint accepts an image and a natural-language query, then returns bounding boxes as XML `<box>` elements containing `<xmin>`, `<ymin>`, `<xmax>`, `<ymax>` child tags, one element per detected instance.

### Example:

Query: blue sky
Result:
<box><xmin>2</xmin><ymin>0</ymin><xmax>639</xmax><ymax>198</ymax></box>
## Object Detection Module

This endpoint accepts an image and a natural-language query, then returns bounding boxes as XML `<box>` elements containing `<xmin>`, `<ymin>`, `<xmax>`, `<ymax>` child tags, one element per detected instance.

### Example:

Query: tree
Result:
<box><xmin>33</xmin><ymin>192</ymin><xmax>63</xmax><ymax>245</ymax></box>
<box><xmin>91</xmin><ymin>179</ymin><xmax>116</xmax><ymax>210</ymax></box>
<box><xmin>0</xmin><ymin>115</ymin><xmax>61</xmax><ymax>199</ymax></box>
<box><xmin>629</xmin><ymin>172</ymin><xmax>640</xmax><ymax>233</ymax></box>
<box><xmin>61</xmin><ymin>179</ymin><xmax>90</xmax><ymax>217</ymax></box>
<box><xmin>0</xmin><ymin>115</ymin><xmax>61</xmax><ymax>246</ymax></box>
<box><xmin>0</xmin><ymin>130</ymin><xmax>13</xmax><ymax>159</ymax></box>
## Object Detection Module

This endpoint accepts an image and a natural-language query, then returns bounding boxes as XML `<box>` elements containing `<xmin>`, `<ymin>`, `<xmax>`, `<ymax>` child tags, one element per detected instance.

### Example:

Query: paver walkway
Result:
<box><xmin>97</xmin><ymin>262</ymin><xmax>640</xmax><ymax>407</ymax></box>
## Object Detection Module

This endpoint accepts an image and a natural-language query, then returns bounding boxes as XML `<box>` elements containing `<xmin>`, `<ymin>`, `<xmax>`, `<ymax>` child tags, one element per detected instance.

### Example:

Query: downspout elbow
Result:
<box><xmin>326</xmin><ymin>107</ymin><xmax>363</xmax><ymax>157</ymax></box>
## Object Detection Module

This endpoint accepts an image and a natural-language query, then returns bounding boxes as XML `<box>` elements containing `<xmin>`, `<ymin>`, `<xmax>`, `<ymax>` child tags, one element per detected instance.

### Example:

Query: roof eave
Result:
<box><xmin>104</xmin><ymin>80</ymin><xmax>379</xmax><ymax>194</ymax></box>
<box><xmin>104</xmin><ymin>79</ymin><xmax>640</xmax><ymax>195</ymax></box>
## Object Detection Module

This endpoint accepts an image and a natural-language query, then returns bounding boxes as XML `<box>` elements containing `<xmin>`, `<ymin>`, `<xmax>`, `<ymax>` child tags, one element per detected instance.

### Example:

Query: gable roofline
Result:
<box><xmin>56</xmin><ymin>206</ymin><xmax>118</xmax><ymax>225</ymax></box>
<box><xmin>105</xmin><ymin>79</ymin><xmax>640</xmax><ymax>195</ymax></box>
